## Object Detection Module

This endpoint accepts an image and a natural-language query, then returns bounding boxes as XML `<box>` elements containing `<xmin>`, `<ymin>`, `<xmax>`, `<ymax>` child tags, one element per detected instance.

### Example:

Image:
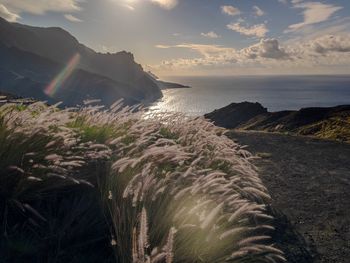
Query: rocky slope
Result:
<box><xmin>0</xmin><ymin>17</ymin><xmax>162</xmax><ymax>106</ymax></box>
<box><xmin>205</xmin><ymin>102</ymin><xmax>350</xmax><ymax>142</ymax></box>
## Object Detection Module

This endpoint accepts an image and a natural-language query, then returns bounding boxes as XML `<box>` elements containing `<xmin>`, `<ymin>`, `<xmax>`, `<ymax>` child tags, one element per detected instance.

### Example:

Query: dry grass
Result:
<box><xmin>297</xmin><ymin>117</ymin><xmax>350</xmax><ymax>143</ymax></box>
<box><xmin>0</xmin><ymin>99</ymin><xmax>285</xmax><ymax>263</ymax></box>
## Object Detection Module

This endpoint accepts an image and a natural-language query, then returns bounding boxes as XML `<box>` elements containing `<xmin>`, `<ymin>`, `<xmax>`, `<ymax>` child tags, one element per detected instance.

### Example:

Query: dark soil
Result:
<box><xmin>228</xmin><ymin>131</ymin><xmax>350</xmax><ymax>263</ymax></box>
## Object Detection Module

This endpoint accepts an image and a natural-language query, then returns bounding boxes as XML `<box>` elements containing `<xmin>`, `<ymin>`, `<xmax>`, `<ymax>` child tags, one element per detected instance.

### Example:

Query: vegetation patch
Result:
<box><xmin>297</xmin><ymin>117</ymin><xmax>350</xmax><ymax>143</ymax></box>
<box><xmin>0</xmin><ymin>100</ymin><xmax>286</xmax><ymax>263</ymax></box>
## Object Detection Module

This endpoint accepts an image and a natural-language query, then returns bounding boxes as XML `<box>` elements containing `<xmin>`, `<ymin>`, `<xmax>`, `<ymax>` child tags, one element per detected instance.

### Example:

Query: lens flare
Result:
<box><xmin>44</xmin><ymin>53</ymin><xmax>81</xmax><ymax>97</ymax></box>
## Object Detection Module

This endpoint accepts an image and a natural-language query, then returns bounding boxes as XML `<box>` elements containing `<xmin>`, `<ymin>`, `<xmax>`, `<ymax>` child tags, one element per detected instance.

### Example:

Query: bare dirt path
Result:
<box><xmin>228</xmin><ymin>131</ymin><xmax>350</xmax><ymax>263</ymax></box>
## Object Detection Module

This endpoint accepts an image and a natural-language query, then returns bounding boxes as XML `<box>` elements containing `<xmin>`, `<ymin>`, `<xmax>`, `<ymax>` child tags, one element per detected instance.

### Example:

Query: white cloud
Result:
<box><xmin>153</xmin><ymin>46</ymin><xmax>237</xmax><ymax>71</ymax></box>
<box><xmin>64</xmin><ymin>14</ymin><xmax>82</xmax><ymax>22</ymax></box>
<box><xmin>287</xmin><ymin>2</ymin><xmax>343</xmax><ymax>31</ymax></box>
<box><xmin>122</xmin><ymin>0</ymin><xmax>178</xmax><ymax>10</ymax></box>
<box><xmin>242</xmin><ymin>39</ymin><xmax>289</xmax><ymax>59</ymax></box>
<box><xmin>201</xmin><ymin>31</ymin><xmax>220</xmax><ymax>38</ymax></box>
<box><xmin>156</xmin><ymin>43</ymin><xmax>236</xmax><ymax>58</ymax></box>
<box><xmin>227</xmin><ymin>22</ymin><xmax>269</xmax><ymax>38</ymax></box>
<box><xmin>98</xmin><ymin>44</ymin><xmax>120</xmax><ymax>53</ymax></box>
<box><xmin>153</xmin><ymin>34</ymin><xmax>350</xmax><ymax>74</ymax></box>
<box><xmin>221</xmin><ymin>5</ymin><xmax>241</xmax><ymax>16</ymax></box>
<box><xmin>285</xmin><ymin>34</ymin><xmax>350</xmax><ymax>69</ymax></box>
<box><xmin>253</xmin><ymin>6</ymin><xmax>265</xmax><ymax>17</ymax></box>
<box><xmin>303</xmin><ymin>35</ymin><xmax>350</xmax><ymax>54</ymax></box>
<box><xmin>151</xmin><ymin>0</ymin><xmax>178</xmax><ymax>10</ymax></box>
<box><xmin>123</xmin><ymin>4</ymin><xmax>135</xmax><ymax>11</ymax></box>
<box><xmin>0</xmin><ymin>4</ymin><xmax>20</xmax><ymax>22</ymax></box>
<box><xmin>156</xmin><ymin>44</ymin><xmax>173</xmax><ymax>49</ymax></box>
<box><xmin>154</xmin><ymin>39</ymin><xmax>289</xmax><ymax>71</ymax></box>
<box><xmin>0</xmin><ymin>0</ymin><xmax>81</xmax><ymax>15</ymax></box>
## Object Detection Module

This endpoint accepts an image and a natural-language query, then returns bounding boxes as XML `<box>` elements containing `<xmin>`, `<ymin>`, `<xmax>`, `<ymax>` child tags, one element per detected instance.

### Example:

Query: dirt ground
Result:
<box><xmin>228</xmin><ymin>131</ymin><xmax>350</xmax><ymax>263</ymax></box>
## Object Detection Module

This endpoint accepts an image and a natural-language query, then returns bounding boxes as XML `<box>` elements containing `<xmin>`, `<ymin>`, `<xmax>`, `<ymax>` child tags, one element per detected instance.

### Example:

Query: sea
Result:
<box><xmin>149</xmin><ymin>75</ymin><xmax>350</xmax><ymax>116</ymax></box>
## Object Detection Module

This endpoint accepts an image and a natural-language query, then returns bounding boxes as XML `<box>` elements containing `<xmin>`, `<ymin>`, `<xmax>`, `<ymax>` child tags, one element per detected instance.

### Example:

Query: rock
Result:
<box><xmin>204</xmin><ymin>102</ymin><xmax>268</xmax><ymax>129</ymax></box>
<box><xmin>205</xmin><ymin>102</ymin><xmax>350</xmax><ymax>142</ymax></box>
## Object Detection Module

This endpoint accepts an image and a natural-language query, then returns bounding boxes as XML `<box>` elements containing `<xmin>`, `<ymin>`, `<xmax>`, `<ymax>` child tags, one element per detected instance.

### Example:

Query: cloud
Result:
<box><xmin>154</xmin><ymin>39</ymin><xmax>290</xmax><ymax>71</ymax></box>
<box><xmin>151</xmin><ymin>0</ymin><xmax>178</xmax><ymax>10</ymax></box>
<box><xmin>201</xmin><ymin>31</ymin><xmax>220</xmax><ymax>38</ymax></box>
<box><xmin>122</xmin><ymin>0</ymin><xmax>178</xmax><ymax>10</ymax></box>
<box><xmin>227</xmin><ymin>22</ymin><xmax>269</xmax><ymax>38</ymax></box>
<box><xmin>64</xmin><ymin>14</ymin><xmax>82</xmax><ymax>22</ymax></box>
<box><xmin>0</xmin><ymin>0</ymin><xmax>81</xmax><ymax>15</ymax></box>
<box><xmin>283</xmin><ymin>34</ymin><xmax>350</xmax><ymax>69</ymax></box>
<box><xmin>153</xmin><ymin>33</ymin><xmax>350</xmax><ymax>74</ymax></box>
<box><xmin>221</xmin><ymin>5</ymin><xmax>241</xmax><ymax>16</ymax></box>
<box><xmin>242</xmin><ymin>39</ymin><xmax>289</xmax><ymax>59</ymax></box>
<box><xmin>155</xmin><ymin>44</ymin><xmax>173</xmax><ymax>49</ymax></box>
<box><xmin>153</xmin><ymin>43</ymin><xmax>238</xmax><ymax>71</ymax></box>
<box><xmin>253</xmin><ymin>6</ymin><xmax>265</xmax><ymax>17</ymax></box>
<box><xmin>287</xmin><ymin>2</ymin><xmax>343</xmax><ymax>31</ymax></box>
<box><xmin>156</xmin><ymin>43</ymin><xmax>236</xmax><ymax>58</ymax></box>
<box><xmin>278</xmin><ymin>0</ymin><xmax>288</xmax><ymax>4</ymax></box>
<box><xmin>0</xmin><ymin>4</ymin><xmax>20</xmax><ymax>21</ymax></box>
<box><xmin>305</xmin><ymin>35</ymin><xmax>350</xmax><ymax>54</ymax></box>
<box><xmin>122</xmin><ymin>4</ymin><xmax>135</xmax><ymax>11</ymax></box>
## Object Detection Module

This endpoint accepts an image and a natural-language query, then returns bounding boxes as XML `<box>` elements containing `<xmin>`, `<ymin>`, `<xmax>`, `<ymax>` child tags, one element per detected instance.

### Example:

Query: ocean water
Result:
<box><xmin>149</xmin><ymin>75</ymin><xmax>350</xmax><ymax>116</ymax></box>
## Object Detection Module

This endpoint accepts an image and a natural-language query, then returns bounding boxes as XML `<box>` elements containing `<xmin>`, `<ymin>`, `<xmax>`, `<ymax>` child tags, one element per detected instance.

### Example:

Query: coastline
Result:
<box><xmin>148</xmin><ymin>75</ymin><xmax>350</xmax><ymax>116</ymax></box>
<box><xmin>205</xmin><ymin>102</ymin><xmax>350</xmax><ymax>143</ymax></box>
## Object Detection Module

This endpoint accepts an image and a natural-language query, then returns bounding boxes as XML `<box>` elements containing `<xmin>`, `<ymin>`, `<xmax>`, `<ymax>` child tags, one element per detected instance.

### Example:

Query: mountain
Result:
<box><xmin>0</xmin><ymin>17</ymin><xmax>162</xmax><ymax>106</ymax></box>
<box><xmin>146</xmin><ymin>71</ymin><xmax>190</xmax><ymax>89</ymax></box>
<box><xmin>205</xmin><ymin>102</ymin><xmax>350</xmax><ymax>142</ymax></box>
<box><xmin>157</xmin><ymin>80</ymin><xmax>191</xmax><ymax>89</ymax></box>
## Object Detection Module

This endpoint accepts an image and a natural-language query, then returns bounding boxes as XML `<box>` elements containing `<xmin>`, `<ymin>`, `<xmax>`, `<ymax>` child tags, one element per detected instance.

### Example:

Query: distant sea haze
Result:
<box><xmin>150</xmin><ymin>75</ymin><xmax>350</xmax><ymax>116</ymax></box>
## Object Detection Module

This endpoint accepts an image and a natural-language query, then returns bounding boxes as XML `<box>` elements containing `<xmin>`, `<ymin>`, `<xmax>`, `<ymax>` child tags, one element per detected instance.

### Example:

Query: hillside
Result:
<box><xmin>205</xmin><ymin>102</ymin><xmax>350</xmax><ymax>143</ymax></box>
<box><xmin>0</xmin><ymin>17</ymin><xmax>162</xmax><ymax>106</ymax></box>
<box><xmin>0</xmin><ymin>43</ymin><xmax>143</xmax><ymax>106</ymax></box>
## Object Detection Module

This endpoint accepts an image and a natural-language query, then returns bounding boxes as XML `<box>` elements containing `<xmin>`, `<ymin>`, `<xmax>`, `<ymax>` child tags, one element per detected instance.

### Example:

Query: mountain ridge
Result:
<box><xmin>0</xmin><ymin>42</ymin><xmax>142</xmax><ymax>106</ymax></box>
<box><xmin>0</xmin><ymin>17</ymin><xmax>162</xmax><ymax>106</ymax></box>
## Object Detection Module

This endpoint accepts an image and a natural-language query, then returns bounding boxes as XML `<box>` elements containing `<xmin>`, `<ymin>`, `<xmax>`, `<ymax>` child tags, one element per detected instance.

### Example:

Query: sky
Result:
<box><xmin>0</xmin><ymin>0</ymin><xmax>350</xmax><ymax>77</ymax></box>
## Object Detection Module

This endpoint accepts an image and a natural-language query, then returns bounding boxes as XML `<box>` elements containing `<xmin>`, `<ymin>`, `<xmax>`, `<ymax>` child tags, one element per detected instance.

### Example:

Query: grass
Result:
<box><xmin>297</xmin><ymin>117</ymin><xmax>350</xmax><ymax>143</ymax></box>
<box><xmin>0</xmin><ymin>100</ymin><xmax>286</xmax><ymax>263</ymax></box>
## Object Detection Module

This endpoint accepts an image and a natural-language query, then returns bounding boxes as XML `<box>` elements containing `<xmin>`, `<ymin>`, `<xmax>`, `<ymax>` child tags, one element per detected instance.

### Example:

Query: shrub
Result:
<box><xmin>0</xmin><ymin>100</ymin><xmax>285</xmax><ymax>263</ymax></box>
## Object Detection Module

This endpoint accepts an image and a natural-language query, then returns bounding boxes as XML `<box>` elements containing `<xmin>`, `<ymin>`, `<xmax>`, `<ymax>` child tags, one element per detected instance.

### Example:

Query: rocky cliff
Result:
<box><xmin>0</xmin><ymin>17</ymin><xmax>161</xmax><ymax>106</ymax></box>
<box><xmin>205</xmin><ymin>102</ymin><xmax>350</xmax><ymax>142</ymax></box>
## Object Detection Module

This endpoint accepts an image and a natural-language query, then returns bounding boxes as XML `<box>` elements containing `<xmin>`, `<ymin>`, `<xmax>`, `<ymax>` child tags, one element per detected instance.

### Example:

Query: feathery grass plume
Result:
<box><xmin>131</xmin><ymin>208</ymin><xmax>175</xmax><ymax>263</ymax></box>
<box><xmin>101</xmin><ymin>105</ymin><xmax>285</xmax><ymax>262</ymax></box>
<box><xmin>0</xmin><ymin>100</ymin><xmax>285</xmax><ymax>262</ymax></box>
<box><xmin>165</xmin><ymin>227</ymin><xmax>176</xmax><ymax>263</ymax></box>
<box><xmin>140</xmin><ymin>207</ymin><xmax>150</xmax><ymax>250</ymax></box>
<box><xmin>0</xmin><ymin>101</ymin><xmax>115</xmax><ymax>262</ymax></box>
